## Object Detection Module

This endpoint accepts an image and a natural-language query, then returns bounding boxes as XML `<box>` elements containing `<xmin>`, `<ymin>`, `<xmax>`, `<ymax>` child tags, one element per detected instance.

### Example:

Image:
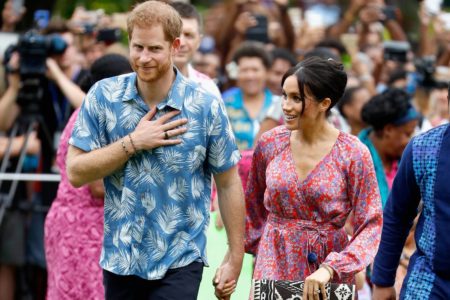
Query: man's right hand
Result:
<box><xmin>372</xmin><ymin>285</ymin><xmax>396</xmax><ymax>300</ymax></box>
<box><xmin>131</xmin><ymin>107</ymin><xmax>188</xmax><ymax>151</ymax></box>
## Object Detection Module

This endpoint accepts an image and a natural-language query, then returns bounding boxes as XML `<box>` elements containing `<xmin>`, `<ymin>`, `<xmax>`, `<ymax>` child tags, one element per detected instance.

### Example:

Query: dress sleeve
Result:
<box><xmin>244</xmin><ymin>138</ymin><xmax>269</xmax><ymax>256</ymax></box>
<box><xmin>371</xmin><ymin>141</ymin><xmax>421</xmax><ymax>287</ymax></box>
<box><xmin>322</xmin><ymin>143</ymin><xmax>383</xmax><ymax>279</ymax></box>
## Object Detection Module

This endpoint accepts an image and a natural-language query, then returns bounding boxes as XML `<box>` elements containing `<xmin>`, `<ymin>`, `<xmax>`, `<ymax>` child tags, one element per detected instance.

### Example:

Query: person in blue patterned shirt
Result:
<box><xmin>66</xmin><ymin>2</ymin><xmax>245</xmax><ymax>299</ymax></box>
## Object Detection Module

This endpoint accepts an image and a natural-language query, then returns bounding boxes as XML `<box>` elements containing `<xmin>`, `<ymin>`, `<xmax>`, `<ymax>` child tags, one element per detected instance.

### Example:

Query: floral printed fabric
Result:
<box><xmin>70</xmin><ymin>70</ymin><xmax>240</xmax><ymax>280</ymax></box>
<box><xmin>45</xmin><ymin>109</ymin><xmax>104</xmax><ymax>300</ymax></box>
<box><xmin>245</xmin><ymin>126</ymin><xmax>382</xmax><ymax>283</ymax></box>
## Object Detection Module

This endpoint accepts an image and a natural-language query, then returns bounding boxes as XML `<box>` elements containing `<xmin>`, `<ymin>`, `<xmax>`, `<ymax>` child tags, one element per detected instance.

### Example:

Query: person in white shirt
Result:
<box><xmin>170</xmin><ymin>2</ymin><xmax>222</xmax><ymax>99</ymax></box>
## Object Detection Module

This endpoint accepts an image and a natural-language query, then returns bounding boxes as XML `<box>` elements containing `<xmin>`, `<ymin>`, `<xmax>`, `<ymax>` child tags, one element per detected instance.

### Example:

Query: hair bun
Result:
<box><xmin>327</xmin><ymin>57</ymin><xmax>344</xmax><ymax>71</ymax></box>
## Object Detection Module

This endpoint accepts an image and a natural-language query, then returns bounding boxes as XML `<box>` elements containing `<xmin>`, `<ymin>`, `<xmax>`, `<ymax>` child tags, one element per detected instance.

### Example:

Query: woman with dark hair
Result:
<box><xmin>372</xmin><ymin>85</ymin><xmax>450</xmax><ymax>300</ymax></box>
<box><xmin>44</xmin><ymin>54</ymin><xmax>132</xmax><ymax>300</ymax></box>
<box><xmin>337</xmin><ymin>86</ymin><xmax>371</xmax><ymax>136</ymax></box>
<box><xmin>359</xmin><ymin>88</ymin><xmax>419</xmax><ymax>208</ymax></box>
<box><xmin>245</xmin><ymin>57</ymin><xmax>382</xmax><ymax>299</ymax></box>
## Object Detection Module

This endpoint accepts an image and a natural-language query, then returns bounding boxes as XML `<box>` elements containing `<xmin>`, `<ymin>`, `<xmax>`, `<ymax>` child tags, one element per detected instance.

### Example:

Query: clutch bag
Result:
<box><xmin>253</xmin><ymin>279</ymin><xmax>356</xmax><ymax>300</ymax></box>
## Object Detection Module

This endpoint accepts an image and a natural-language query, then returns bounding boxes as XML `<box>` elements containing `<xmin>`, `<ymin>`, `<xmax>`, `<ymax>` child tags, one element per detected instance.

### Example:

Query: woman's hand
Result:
<box><xmin>303</xmin><ymin>267</ymin><xmax>331</xmax><ymax>300</ymax></box>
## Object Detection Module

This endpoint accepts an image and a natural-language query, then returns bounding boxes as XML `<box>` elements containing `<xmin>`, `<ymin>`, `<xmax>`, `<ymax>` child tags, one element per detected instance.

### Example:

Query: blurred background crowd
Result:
<box><xmin>0</xmin><ymin>0</ymin><xmax>449</xmax><ymax>299</ymax></box>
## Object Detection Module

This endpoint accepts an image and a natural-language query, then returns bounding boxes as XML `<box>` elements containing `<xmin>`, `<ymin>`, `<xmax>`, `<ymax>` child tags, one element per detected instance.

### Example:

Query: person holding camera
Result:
<box><xmin>0</xmin><ymin>62</ymin><xmax>40</xmax><ymax>300</ymax></box>
<box><xmin>0</xmin><ymin>19</ymin><xmax>89</xmax><ymax>299</ymax></box>
<box><xmin>328</xmin><ymin>0</ymin><xmax>407</xmax><ymax>45</ymax></box>
<box><xmin>215</xmin><ymin>0</ymin><xmax>295</xmax><ymax>67</ymax></box>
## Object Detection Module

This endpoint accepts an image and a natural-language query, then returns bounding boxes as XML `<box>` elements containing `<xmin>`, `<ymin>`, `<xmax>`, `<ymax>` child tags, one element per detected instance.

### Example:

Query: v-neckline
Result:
<box><xmin>288</xmin><ymin>131</ymin><xmax>342</xmax><ymax>186</ymax></box>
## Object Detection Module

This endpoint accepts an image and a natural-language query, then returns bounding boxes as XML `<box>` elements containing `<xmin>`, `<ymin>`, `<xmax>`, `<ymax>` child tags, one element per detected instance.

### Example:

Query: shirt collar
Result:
<box><xmin>122</xmin><ymin>73</ymin><xmax>139</xmax><ymax>102</ymax></box>
<box><xmin>122</xmin><ymin>68</ymin><xmax>188</xmax><ymax>111</ymax></box>
<box><xmin>156</xmin><ymin>67</ymin><xmax>187</xmax><ymax>111</ymax></box>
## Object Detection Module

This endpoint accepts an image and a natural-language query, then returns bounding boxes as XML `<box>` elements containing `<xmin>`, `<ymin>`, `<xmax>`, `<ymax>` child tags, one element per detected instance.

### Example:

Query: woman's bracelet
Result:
<box><xmin>320</xmin><ymin>264</ymin><xmax>334</xmax><ymax>280</ymax></box>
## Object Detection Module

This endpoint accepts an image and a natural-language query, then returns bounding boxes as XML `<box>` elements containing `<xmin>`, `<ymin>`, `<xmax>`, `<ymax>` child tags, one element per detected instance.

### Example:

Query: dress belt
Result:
<box><xmin>267</xmin><ymin>213</ymin><xmax>345</xmax><ymax>267</ymax></box>
<box><xmin>267</xmin><ymin>213</ymin><xmax>340</xmax><ymax>231</ymax></box>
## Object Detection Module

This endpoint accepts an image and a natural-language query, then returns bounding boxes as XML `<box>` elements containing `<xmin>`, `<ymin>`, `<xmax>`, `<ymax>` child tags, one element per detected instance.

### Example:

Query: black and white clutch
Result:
<box><xmin>253</xmin><ymin>279</ymin><xmax>356</xmax><ymax>300</ymax></box>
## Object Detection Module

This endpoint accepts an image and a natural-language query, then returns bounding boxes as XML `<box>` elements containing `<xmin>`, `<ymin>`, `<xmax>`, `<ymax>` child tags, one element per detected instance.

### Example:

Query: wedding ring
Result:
<box><xmin>164</xmin><ymin>131</ymin><xmax>169</xmax><ymax>139</ymax></box>
<box><xmin>314</xmin><ymin>289</ymin><xmax>321</xmax><ymax>294</ymax></box>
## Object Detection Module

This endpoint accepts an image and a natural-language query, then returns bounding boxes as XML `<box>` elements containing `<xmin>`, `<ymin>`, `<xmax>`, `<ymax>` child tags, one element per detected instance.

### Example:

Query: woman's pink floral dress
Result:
<box><xmin>245</xmin><ymin>126</ymin><xmax>382</xmax><ymax>284</ymax></box>
<box><xmin>44</xmin><ymin>109</ymin><xmax>104</xmax><ymax>300</ymax></box>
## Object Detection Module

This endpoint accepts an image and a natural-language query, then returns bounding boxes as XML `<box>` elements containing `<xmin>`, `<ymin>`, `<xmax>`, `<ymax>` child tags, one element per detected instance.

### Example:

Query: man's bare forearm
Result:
<box><xmin>215</xmin><ymin>167</ymin><xmax>245</xmax><ymax>260</ymax></box>
<box><xmin>67</xmin><ymin>139</ymin><xmax>130</xmax><ymax>187</ymax></box>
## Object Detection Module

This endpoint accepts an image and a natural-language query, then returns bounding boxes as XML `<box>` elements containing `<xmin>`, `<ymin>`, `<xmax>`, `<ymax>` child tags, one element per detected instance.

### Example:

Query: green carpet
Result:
<box><xmin>197</xmin><ymin>212</ymin><xmax>253</xmax><ymax>300</ymax></box>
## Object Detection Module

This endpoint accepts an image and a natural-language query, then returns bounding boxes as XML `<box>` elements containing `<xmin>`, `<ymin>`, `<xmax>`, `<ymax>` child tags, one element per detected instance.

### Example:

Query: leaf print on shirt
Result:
<box><xmin>147</xmin><ymin>264</ymin><xmax>166</xmax><ymax>279</ymax></box>
<box><xmin>183</xmin><ymin>118</ymin><xmax>201</xmax><ymax>141</ymax></box>
<box><xmin>120</xmin><ymin>102</ymin><xmax>141</xmax><ymax>130</ymax></box>
<box><xmin>210</xmin><ymin>100</ymin><xmax>220</xmax><ymax>118</ymax></box>
<box><xmin>184</xmin><ymin>94</ymin><xmax>199</xmax><ymax>115</ymax></box>
<box><xmin>105</xmin><ymin>187</ymin><xmax>136</xmax><ymax>221</ymax></box>
<box><xmin>156</xmin><ymin>205</ymin><xmax>182</xmax><ymax>234</ymax></box>
<box><xmin>186</xmin><ymin>204</ymin><xmax>204</xmax><ymax>230</ymax></box>
<box><xmin>104</xmin><ymin>106</ymin><xmax>117</xmax><ymax>133</ymax></box>
<box><xmin>131</xmin><ymin>246</ymin><xmax>149</xmax><ymax>273</ymax></box>
<box><xmin>168</xmin><ymin>178</ymin><xmax>188</xmax><ymax>201</ymax></box>
<box><xmin>108</xmin><ymin>172</ymin><xmax>123</xmax><ymax>191</ymax></box>
<box><xmin>230</xmin><ymin>150</ymin><xmax>241</xmax><ymax>165</ymax></box>
<box><xmin>206</xmin><ymin>111</ymin><xmax>223</xmax><ymax>137</ymax></box>
<box><xmin>133</xmin><ymin>158</ymin><xmax>164</xmax><ymax>187</ymax></box>
<box><xmin>225</xmin><ymin>121</ymin><xmax>236</xmax><ymax>142</ymax></box>
<box><xmin>102</xmin><ymin>78</ymin><xmax>124</xmax><ymax>103</ymax></box>
<box><xmin>141</xmin><ymin>193</ymin><xmax>156</xmax><ymax>215</ymax></box>
<box><xmin>146</xmin><ymin>231</ymin><xmax>168</xmax><ymax>262</ymax></box>
<box><xmin>112</xmin><ymin>223</ymin><xmax>132</xmax><ymax>247</ymax></box>
<box><xmin>104</xmin><ymin>218</ymin><xmax>111</xmax><ymax>236</ymax></box>
<box><xmin>187</xmin><ymin>145</ymin><xmax>206</xmax><ymax>172</ymax></box>
<box><xmin>172</xmin><ymin>253</ymin><xmax>197</xmax><ymax>269</ymax></box>
<box><xmin>132</xmin><ymin>216</ymin><xmax>145</xmax><ymax>243</ymax></box>
<box><xmin>73</xmin><ymin>111</ymin><xmax>92</xmax><ymax>138</ymax></box>
<box><xmin>110</xmin><ymin>249</ymin><xmax>131</xmax><ymax>273</ymax></box>
<box><xmin>84</xmin><ymin>83</ymin><xmax>100</xmax><ymax>115</ymax></box>
<box><xmin>209</xmin><ymin>137</ymin><xmax>228</xmax><ymax>168</ymax></box>
<box><xmin>168</xmin><ymin>231</ymin><xmax>191</xmax><ymax>257</ymax></box>
<box><xmin>158</xmin><ymin>149</ymin><xmax>184</xmax><ymax>173</ymax></box>
<box><xmin>102</xmin><ymin>250</ymin><xmax>131</xmax><ymax>274</ymax></box>
<box><xmin>191</xmin><ymin>175</ymin><xmax>205</xmax><ymax>199</ymax></box>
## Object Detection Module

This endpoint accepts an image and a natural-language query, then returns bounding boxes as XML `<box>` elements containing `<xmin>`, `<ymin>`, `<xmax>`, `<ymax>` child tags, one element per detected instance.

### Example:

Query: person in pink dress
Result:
<box><xmin>245</xmin><ymin>57</ymin><xmax>383</xmax><ymax>299</ymax></box>
<box><xmin>44</xmin><ymin>54</ymin><xmax>132</xmax><ymax>300</ymax></box>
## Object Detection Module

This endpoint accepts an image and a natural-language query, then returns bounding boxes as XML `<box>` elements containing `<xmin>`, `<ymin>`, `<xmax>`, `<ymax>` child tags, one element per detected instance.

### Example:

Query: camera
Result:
<box><xmin>383</xmin><ymin>41</ymin><xmax>410</xmax><ymax>63</ymax></box>
<box><xmin>16</xmin><ymin>30</ymin><xmax>67</xmax><ymax>76</ymax></box>
<box><xmin>414</xmin><ymin>56</ymin><xmax>437</xmax><ymax>89</ymax></box>
<box><xmin>96</xmin><ymin>28</ymin><xmax>122</xmax><ymax>44</ymax></box>
<box><xmin>3</xmin><ymin>30</ymin><xmax>67</xmax><ymax>115</ymax></box>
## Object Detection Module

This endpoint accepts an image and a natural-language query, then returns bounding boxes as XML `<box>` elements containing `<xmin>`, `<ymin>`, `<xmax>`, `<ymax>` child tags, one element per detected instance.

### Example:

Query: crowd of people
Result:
<box><xmin>0</xmin><ymin>0</ymin><xmax>449</xmax><ymax>299</ymax></box>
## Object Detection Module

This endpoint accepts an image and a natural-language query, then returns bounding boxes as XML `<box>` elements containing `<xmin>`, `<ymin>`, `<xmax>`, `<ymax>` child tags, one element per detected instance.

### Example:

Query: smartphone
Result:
<box><xmin>11</xmin><ymin>0</ymin><xmax>24</xmax><ymax>16</ymax></box>
<box><xmin>245</xmin><ymin>14</ymin><xmax>269</xmax><ymax>44</ymax></box>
